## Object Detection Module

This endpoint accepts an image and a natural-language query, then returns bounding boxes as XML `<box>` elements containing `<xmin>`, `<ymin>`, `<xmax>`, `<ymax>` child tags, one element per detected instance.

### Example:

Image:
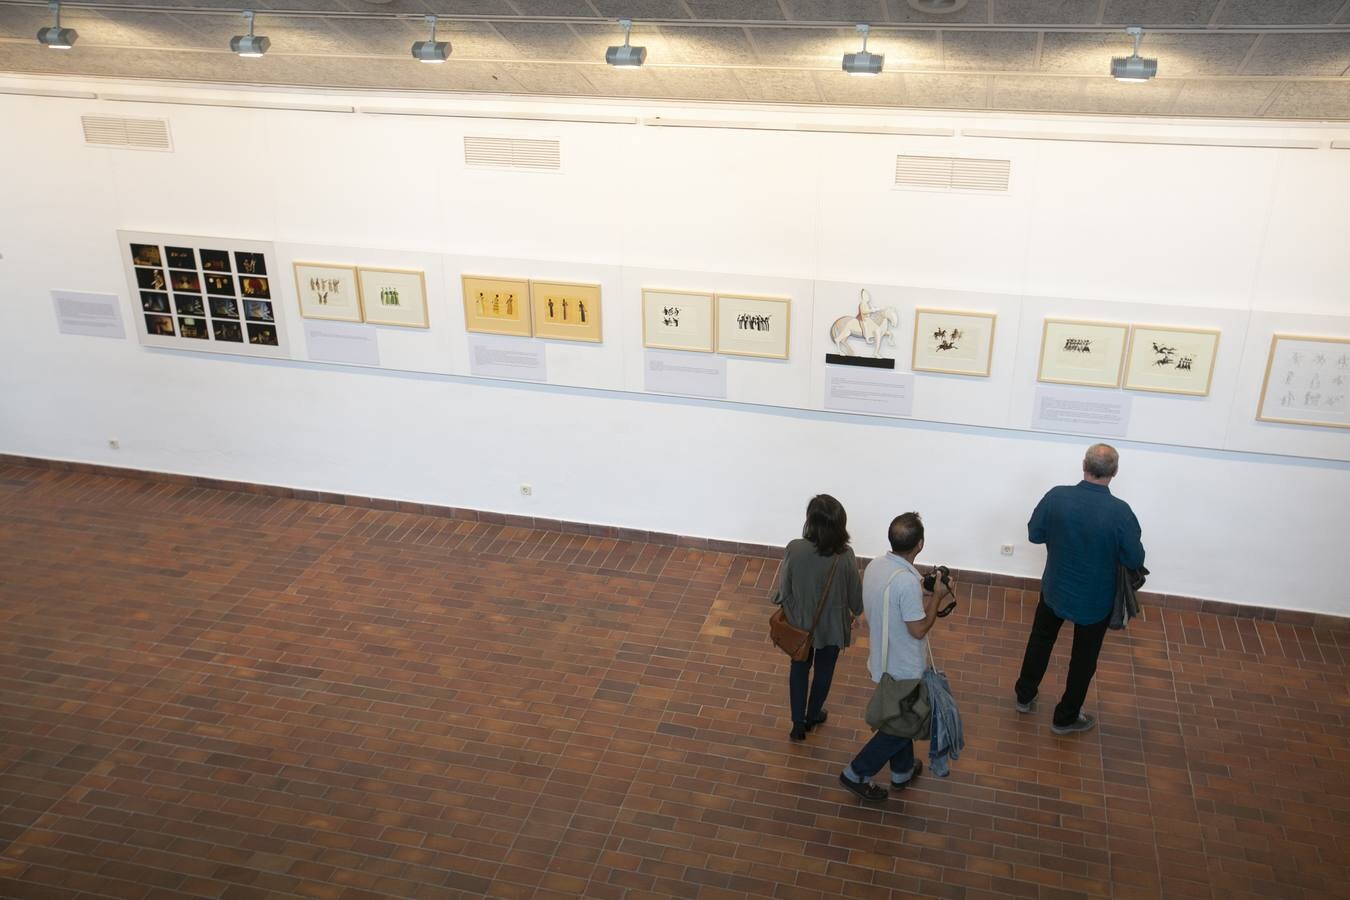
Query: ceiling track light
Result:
<box><xmin>1111</xmin><ymin>25</ymin><xmax>1157</xmax><ymax>82</ymax></box>
<box><xmin>842</xmin><ymin>23</ymin><xmax>883</xmax><ymax>76</ymax></box>
<box><xmin>230</xmin><ymin>10</ymin><xmax>269</xmax><ymax>58</ymax></box>
<box><xmin>605</xmin><ymin>18</ymin><xmax>646</xmax><ymax>69</ymax></box>
<box><xmin>36</xmin><ymin>1</ymin><xmax>76</xmax><ymax>50</ymax></box>
<box><xmin>412</xmin><ymin>15</ymin><xmax>451</xmax><ymax>63</ymax></box>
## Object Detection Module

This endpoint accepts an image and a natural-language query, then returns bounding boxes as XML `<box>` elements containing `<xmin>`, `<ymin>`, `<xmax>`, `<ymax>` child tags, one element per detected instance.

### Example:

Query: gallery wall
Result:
<box><xmin>2</xmin><ymin>75</ymin><xmax>1349</xmax><ymax>616</ymax></box>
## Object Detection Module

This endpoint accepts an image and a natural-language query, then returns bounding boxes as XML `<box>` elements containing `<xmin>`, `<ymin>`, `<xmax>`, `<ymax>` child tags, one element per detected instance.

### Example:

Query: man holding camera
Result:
<box><xmin>1015</xmin><ymin>443</ymin><xmax>1146</xmax><ymax>735</ymax></box>
<box><xmin>839</xmin><ymin>512</ymin><xmax>953</xmax><ymax>802</ymax></box>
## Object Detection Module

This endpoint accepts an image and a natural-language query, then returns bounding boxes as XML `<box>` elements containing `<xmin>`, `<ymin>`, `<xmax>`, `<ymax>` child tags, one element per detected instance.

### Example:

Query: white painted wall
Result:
<box><xmin>2</xmin><ymin>76</ymin><xmax>1349</xmax><ymax>615</ymax></box>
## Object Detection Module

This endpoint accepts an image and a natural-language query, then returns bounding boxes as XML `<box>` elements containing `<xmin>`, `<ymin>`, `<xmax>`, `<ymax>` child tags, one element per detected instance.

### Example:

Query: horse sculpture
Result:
<box><xmin>830</xmin><ymin>290</ymin><xmax>899</xmax><ymax>357</ymax></box>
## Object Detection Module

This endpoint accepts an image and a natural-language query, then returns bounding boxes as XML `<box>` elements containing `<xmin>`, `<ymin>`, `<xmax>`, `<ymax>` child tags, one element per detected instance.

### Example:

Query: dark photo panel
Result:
<box><xmin>130</xmin><ymin>244</ymin><xmax>161</xmax><ymax>267</ymax></box>
<box><xmin>135</xmin><ymin>268</ymin><xmax>168</xmax><ymax>291</ymax></box>
<box><xmin>201</xmin><ymin>249</ymin><xmax>231</xmax><ymax>271</ymax></box>
<box><xmin>235</xmin><ymin>252</ymin><xmax>266</xmax><ymax>276</ymax></box>
<box><xmin>205</xmin><ymin>273</ymin><xmax>236</xmax><ymax>296</ymax></box>
<box><xmin>165</xmin><ymin>246</ymin><xmax>196</xmax><ymax>269</ymax></box>
<box><xmin>243</xmin><ymin>300</ymin><xmax>274</xmax><ymax>322</ymax></box>
<box><xmin>178</xmin><ymin>317</ymin><xmax>209</xmax><ymax>339</ymax></box>
<box><xmin>209</xmin><ymin>297</ymin><xmax>240</xmax><ymax>319</ymax></box>
<box><xmin>140</xmin><ymin>292</ymin><xmax>170</xmax><ymax>314</ymax></box>
<box><xmin>239</xmin><ymin>276</ymin><xmax>270</xmax><ymax>300</ymax></box>
<box><xmin>212</xmin><ymin>320</ymin><xmax>243</xmax><ymax>343</ymax></box>
<box><xmin>170</xmin><ymin>270</ymin><xmax>201</xmax><ymax>293</ymax></box>
<box><xmin>247</xmin><ymin>323</ymin><xmax>279</xmax><ymax>346</ymax></box>
<box><xmin>174</xmin><ymin>295</ymin><xmax>205</xmax><ymax>317</ymax></box>
<box><xmin>145</xmin><ymin>314</ymin><xmax>176</xmax><ymax>336</ymax></box>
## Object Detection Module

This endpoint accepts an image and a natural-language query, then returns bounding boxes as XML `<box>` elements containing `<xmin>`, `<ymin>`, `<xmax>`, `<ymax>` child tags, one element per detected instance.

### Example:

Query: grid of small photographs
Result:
<box><xmin>128</xmin><ymin>241</ymin><xmax>278</xmax><ymax>348</ymax></box>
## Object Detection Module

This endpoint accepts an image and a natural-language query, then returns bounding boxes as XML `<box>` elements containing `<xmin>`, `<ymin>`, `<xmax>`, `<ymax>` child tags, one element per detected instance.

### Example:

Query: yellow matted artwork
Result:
<box><xmin>530</xmin><ymin>280</ymin><xmax>602</xmax><ymax>343</ymax></box>
<box><xmin>462</xmin><ymin>275</ymin><xmax>532</xmax><ymax>337</ymax></box>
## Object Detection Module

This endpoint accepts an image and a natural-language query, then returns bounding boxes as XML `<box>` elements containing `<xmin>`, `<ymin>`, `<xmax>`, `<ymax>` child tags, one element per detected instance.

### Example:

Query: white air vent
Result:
<box><xmin>81</xmin><ymin>115</ymin><xmax>172</xmax><ymax>151</ymax></box>
<box><xmin>463</xmin><ymin>136</ymin><xmax>560</xmax><ymax>171</ymax></box>
<box><xmin>894</xmin><ymin>155</ymin><xmax>1010</xmax><ymax>193</ymax></box>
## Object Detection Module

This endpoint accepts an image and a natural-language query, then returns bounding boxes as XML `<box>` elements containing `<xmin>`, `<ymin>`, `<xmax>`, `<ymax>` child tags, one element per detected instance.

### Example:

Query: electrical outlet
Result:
<box><xmin>108</xmin><ymin>438</ymin><xmax>120</xmax><ymax>450</ymax></box>
<box><xmin>519</xmin><ymin>484</ymin><xmax>532</xmax><ymax>497</ymax></box>
<box><xmin>1000</xmin><ymin>544</ymin><xmax>1014</xmax><ymax>556</ymax></box>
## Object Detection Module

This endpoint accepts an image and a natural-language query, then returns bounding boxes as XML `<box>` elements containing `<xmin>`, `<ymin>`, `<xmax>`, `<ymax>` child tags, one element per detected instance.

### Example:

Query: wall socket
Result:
<box><xmin>1000</xmin><ymin>544</ymin><xmax>1014</xmax><ymax>556</ymax></box>
<box><xmin>108</xmin><ymin>438</ymin><xmax>120</xmax><ymax>450</ymax></box>
<box><xmin>519</xmin><ymin>484</ymin><xmax>532</xmax><ymax>497</ymax></box>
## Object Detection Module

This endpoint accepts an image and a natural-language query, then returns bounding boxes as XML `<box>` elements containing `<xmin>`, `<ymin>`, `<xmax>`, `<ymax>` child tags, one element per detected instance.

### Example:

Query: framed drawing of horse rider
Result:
<box><xmin>1122</xmin><ymin>324</ymin><xmax>1220</xmax><ymax>396</ymax></box>
<box><xmin>826</xmin><ymin>289</ymin><xmax>900</xmax><ymax>369</ymax></box>
<box><xmin>715</xmin><ymin>294</ymin><xmax>790</xmax><ymax>359</ymax></box>
<box><xmin>1037</xmin><ymin>318</ymin><xmax>1128</xmax><ymax>388</ymax></box>
<box><xmin>912</xmin><ymin>309</ymin><xmax>996</xmax><ymax>377</ymax></box>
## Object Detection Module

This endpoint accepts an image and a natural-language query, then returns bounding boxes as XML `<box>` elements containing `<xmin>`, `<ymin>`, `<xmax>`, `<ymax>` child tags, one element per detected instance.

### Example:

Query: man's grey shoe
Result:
<box><xmin>1015</xmin><ymin>698</ymin><xmax>1036</xmax><ymax>714</ymax></box>
<box><xmin>1050</xmin><ymin>713</ymin><xmax>1096</xmax><ymax>735</ymax></box>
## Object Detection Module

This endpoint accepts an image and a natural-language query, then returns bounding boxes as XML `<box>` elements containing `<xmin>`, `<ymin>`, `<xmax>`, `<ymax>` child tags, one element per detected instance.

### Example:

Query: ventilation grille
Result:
<box><xmin>463</xmin><ymin>136</ymin><xmax>560</xmax><ymax>171</ymax></box>
<box><xmin>894</xmin><ymin>155</ymin><xmax>1010</xmax><ymax>193</ymax></box>
<box><xmin>82</xmin><ymin>115</ymin><xmax>172</xmax><ymax>151</ymax></box>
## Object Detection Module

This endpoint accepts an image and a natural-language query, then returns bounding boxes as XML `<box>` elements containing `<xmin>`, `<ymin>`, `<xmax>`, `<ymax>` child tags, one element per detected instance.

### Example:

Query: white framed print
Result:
<box><xmin>1123</xmin><ymin>325</ymin><xmax>1220</xmax><ymax>396</ymax></box>
<box><xmin>294</xmin><ymin>262</ymin><xmax>362</xmax><ymax>323</ymax></box>
<box><xmin>642</xmin><ymin>288</ymin><xmax>714</xmax><ymax>353</ymax></box>
<box><xmin>1256</xmin><ymin>334</ymin><xmax>1350</xmax><ymax>429</ymax></box>
<box><xmin>358</xmin><ymin>267</ymin><xmax>429</xmax><ymax>328</ymax></box>
<box><xmin>715</xmin><ymin>293</ymin><xmax>790</xmax><ymax>360</ymax></box>
<box><xmin>1037</xmin><ymin>318</ymin><xmax>1128</xmax><ymax>388</ymax></box>
<box><xmin>911</xmin><ymin>308</ymin><xmax>996</xmax><ymax>377</ymax></box>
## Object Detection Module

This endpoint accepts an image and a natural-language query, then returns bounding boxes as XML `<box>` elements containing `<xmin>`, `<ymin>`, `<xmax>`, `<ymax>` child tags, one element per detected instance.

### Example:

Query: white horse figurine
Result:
<box><xmin>830</xmin><ymin>290</ymin><xmax>899</xmax><ymax>357</ymax></box>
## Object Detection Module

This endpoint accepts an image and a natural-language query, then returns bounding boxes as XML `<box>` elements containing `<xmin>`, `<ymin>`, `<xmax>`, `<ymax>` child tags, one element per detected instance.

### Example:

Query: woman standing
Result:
<box><xmin>772</xmin><ymin>494</ymin><xmax>863</xmax><ymax>741</ymax></box>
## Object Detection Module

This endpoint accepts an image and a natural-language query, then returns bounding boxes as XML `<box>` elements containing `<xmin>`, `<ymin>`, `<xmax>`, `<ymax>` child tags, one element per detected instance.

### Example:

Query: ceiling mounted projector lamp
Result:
<box><xmin>842</xmin><ymin>23</ymin><xmax>883</xmax><ymax>76</ymax></box>
<box><xmin>1111</xmin><ymin>25</ymin><xmax>1157</xmax><ymax>82</ymax></box>
<box><xmin>230</xmin><ymin>10</ymin><xmax>269</xmax><ymax>58</ymax></box>
<box><xmin>36</xmin><ymin>1</ymin><xmax>76</xmax><ymax>50</ymax></box>
<box><xmin>606</xmin><ymin>19</ymin><xmax>646</xmax><ymax>68</ymax></box>
<box><xmin>411</xmin><ymin>14</ymin><xmax>450</xmax><ymax>63</ymax></box>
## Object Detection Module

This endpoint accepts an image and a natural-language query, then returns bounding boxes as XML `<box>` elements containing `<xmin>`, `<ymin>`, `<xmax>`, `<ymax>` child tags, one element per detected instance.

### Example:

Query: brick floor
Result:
<box><xmin>0</xmin><ymin>462</ymin><xmax>1346</xmax><ymax>900</ymax></box>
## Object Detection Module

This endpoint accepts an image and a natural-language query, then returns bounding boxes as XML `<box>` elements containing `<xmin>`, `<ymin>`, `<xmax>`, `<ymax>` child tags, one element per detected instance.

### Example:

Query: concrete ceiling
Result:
<box><xmin>2</xmin><ymin>0</ymin><xmax>1350</xmax><ymax>119</ymax></box>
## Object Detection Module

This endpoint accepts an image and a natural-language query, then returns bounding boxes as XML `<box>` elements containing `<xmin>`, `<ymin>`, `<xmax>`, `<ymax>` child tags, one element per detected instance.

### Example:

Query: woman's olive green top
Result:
<box><xmin>771</xmin><ymin>538</ymin><xmax>863</xmax><ymax>649</ymax></box>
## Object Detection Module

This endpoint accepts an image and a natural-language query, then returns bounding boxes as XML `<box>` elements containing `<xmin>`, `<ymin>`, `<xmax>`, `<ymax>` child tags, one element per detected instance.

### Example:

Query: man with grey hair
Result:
<box><xmin>1014</xmin><ymin>443</ymin><xmax>1145</xmax><ymax>734</ymax></box>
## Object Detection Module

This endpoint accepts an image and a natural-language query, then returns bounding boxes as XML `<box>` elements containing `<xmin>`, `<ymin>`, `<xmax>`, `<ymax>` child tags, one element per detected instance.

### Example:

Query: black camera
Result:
<box><xmin>922</xmin><ymin>565</ymin><xmax>959</xmax><ymax>618</ymax></box>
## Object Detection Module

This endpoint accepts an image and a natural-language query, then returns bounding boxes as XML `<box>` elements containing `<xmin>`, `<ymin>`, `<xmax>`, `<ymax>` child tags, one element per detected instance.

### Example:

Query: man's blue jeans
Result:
<box><xmin>848</xmin><ymin>730</ymin><xmax>915</xmax><ymax>780</ymax></box>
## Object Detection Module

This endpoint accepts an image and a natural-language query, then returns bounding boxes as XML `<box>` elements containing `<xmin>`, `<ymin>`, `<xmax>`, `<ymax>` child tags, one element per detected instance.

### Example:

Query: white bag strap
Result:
<box><xmin>880</xmin><ymin>565</ymin><xmax>936</xmax><ymax>675</ymax></box>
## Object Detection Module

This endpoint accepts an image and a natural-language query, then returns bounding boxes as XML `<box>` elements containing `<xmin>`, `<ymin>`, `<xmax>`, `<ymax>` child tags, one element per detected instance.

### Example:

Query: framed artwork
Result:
<box><xmin>118</xmin><ymin>230</ymin><xmax>290</xmax><ymax>360</ymax></box>
<box><xmin>1256</xmin><ymin>334</ymin><xmax>1350</xmax><ymax>429</ymax></box>
<box><xmin>642</xmin><ymin>288</ymin><xmax>714</xmax><ymax>353</ymax></box>
<box><xmin>1123</xmin><ymin>325</ymin><xmax>1221</xmax><ymax>396</ymax></box>
<box><xmin>530</xmin><ymin>280</ymin><xmax>602</xmax><ymax>343</ymax></box>
<box><xmin>715</xmin><ymin>293</ymin><xmax>790</xmax><ymax>360</ymax></box>
<box><xmin>293</xmin><ymin>262</ymin><xmax>362</xmax><ymax>323</ymax></box>
<box><xmin>911</xmin><ymin>308</ymin><xmax>996</xmax><ymax>377</ymax></box>
<box><xmin>1037</xmin><ymin>319</ymin><xmax>1128</xmax><ymax>388</ymax></box>
<box><xmin>462</xmin><ymin>275</ymin><xmax>531</xmax><ymax>337</ymax></box>
<box><xmin>358</xmin><ymin>267</ymin><xmax>428</xmax><ymax>329</ymax></box>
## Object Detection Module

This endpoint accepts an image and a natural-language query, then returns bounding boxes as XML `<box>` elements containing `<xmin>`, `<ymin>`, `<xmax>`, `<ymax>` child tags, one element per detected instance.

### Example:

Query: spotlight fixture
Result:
<box><xmin>842</xmin><ymin>23</ymin><xmax>883</xmax><ymax>76</ymax></box>
<box><xmin>36</xmin><ymin>1</ymin><xmax>76</xmax><ymax>50</ymax></box>
<box><xmin>229</xmin><ymin>10</ymin><xmax>269</xmax><ymax>58</ymax></box>
<box><xmin>605</xmin><ymin>19</ymin><xmax>646</xmax><ymax>68</ymax></box>
<box><xmin>411</xmin><ymin>14</ymin><xmax>451</xmax><ymax>63</ymax></box>
<box><xmin>1111</xmin><ymin>25</ymin><xmax>1157</xmax><ymax>82</ymax></box>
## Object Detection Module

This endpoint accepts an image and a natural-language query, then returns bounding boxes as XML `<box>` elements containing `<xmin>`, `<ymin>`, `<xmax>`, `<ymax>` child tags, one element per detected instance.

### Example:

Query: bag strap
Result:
<box><xmin>805</xmin><ymin>557</ymin><xmax>840</xmax><ymax>638</ymax></box>
<box><xmin>878</xmin><ymin>568</ymin><xmax>903</xmax><ymax>673</ymax></box>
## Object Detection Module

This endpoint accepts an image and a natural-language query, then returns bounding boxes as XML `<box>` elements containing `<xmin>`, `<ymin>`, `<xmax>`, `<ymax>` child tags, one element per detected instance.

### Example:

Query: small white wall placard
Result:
<box><xmin>644</xmin><ymin>351</ymin><xmax>728</xmax><ymax>399</ymax></box>
<box><xmin>824</xmin><ymin>366</ymin><xmax>914</xmax><ymax>417</ymax></box>
<box><xmin>468</xmin><ymin>335</ymin><xmax>547</xmax><ymax>382</ymax></box>
<box><xmin>304</xmin><ymin>320</ymin><xmax>380</xmax><ymax>367</ymax></box>
<box><xmin>1032</xmin><ymin>386</ymin><xmax>1132</xmax><ymax>437</ymax></box>
<box><xmin>52</xmin><ymin>290</ymin><xmax>125</xmax><ymax>339</ymax></box>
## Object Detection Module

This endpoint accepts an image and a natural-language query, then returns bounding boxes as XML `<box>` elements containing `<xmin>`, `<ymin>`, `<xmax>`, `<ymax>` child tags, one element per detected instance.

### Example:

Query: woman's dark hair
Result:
<box><xmin>802</xmin><ymin>494</ymin><xmax>850</xmax><ymax>556</ymax></box>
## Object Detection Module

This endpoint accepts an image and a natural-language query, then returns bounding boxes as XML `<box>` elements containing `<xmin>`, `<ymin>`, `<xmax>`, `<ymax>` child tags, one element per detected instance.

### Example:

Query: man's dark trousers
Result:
<box><xmin>1015</xmin><ymin>594</ymin><xmax>1110</xmax><ymax>727</ymax></box>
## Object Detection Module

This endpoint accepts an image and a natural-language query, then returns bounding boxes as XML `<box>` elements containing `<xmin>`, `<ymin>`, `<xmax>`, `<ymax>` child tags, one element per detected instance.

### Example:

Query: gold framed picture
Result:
<box><xmin>911</xmin><ymin>308</ymin><xmax>996</xmax><ymax>377</ymax></box>
<box><xmin>530</xmin><ymin>280</ymin><xmax>602</xmax><ymax>343</ymax></box>
<box><xmin>1123</xmin><ymin>325</ymin><xmax>1220</xmax><ymax>396</ymax></box>
<box><xmin>462</xmin><ymin>275</ymin><xmax>531</xmax><ymax>337</ymax></box>
<box><xmin>357</xmin><ymin>267</ymin><xmax>429</xmax><ymax>328</ymax></box>
<box><xmin>715</xmin><ymin>293</ymin><xmax>790</xmax><ymax>360</ymax></box>
<box><xmin>642</xmin><ymin>288</ymin><xmax>715</xmax><ymax>353</ymax></box>
<box><xmin>1037</xmin><ymin>318</ymin><xmax>1128</xmax><ymax>388</ymax></box>
<box><xmin>1256</xmin><ymin>333</ymin><xmax>1350</xmax><ymax>429</ymax></box>
<box><xmin>293</xmin><ymin>262</ymin><xmax>362</xmax><ymax>323</ymax></box>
